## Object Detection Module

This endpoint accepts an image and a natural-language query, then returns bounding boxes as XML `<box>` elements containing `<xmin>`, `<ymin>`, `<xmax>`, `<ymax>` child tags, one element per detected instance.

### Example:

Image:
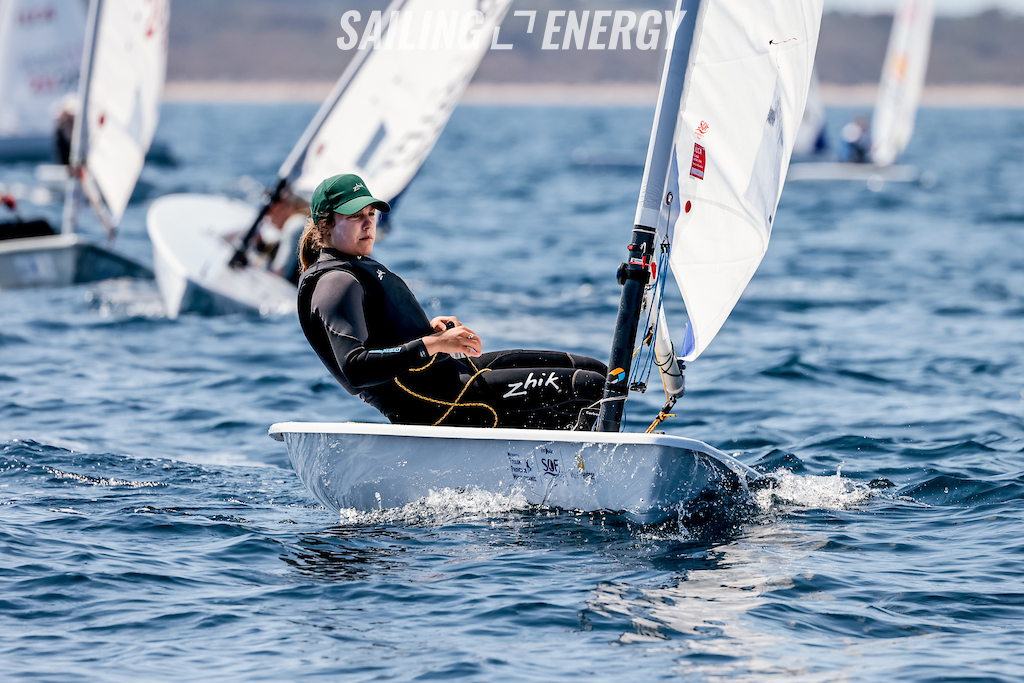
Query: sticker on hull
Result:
<box><xmin>507</xmin><ymin>452</ymin><xmax>536</xmax><ymax>482</ymax></box>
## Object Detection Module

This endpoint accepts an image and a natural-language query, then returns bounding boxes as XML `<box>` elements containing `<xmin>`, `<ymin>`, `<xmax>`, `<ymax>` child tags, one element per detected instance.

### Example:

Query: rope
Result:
<box><xmin>645</xmin><ymin>396</ymin><xmax>678</xmax><ymax>434</ymax></box>
<box><xmin>394</xmin><ymin>360</ymin><xmax>498</xmax><ymax>427</ymax></box>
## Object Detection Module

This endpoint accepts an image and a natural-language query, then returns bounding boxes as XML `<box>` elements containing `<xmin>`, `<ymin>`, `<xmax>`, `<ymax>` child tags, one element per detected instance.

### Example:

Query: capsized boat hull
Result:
<box><xmin>147</xmin><ymin>193</ymin><xmax>296</xmax><ymax>318</ymax></box>
<box><xmin>0</xmin><ymin>233</ymin><xmax>153</xmax><ymax>290</ymax></box>
<box><xmin>269</xmin><ymin>422</ymin><xmax>758</xmax><ymax>526</ymax></box>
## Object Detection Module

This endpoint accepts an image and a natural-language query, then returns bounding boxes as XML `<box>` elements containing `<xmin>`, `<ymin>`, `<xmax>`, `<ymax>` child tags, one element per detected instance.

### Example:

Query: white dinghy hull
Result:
<box><xmin>147</xmin><ymin>193</ymin><xmax>296</xmax><ymax>318</ymax></box>
<box><xmin>0</xmin><ymin>233</ymin><xmax>152</xmax><ymax>290</ymax></box>
<box><xmin>269</xmin><ymin>422</ymin><xmax>757</xmax><ymax>526</ymax></box>
<box><xmin>786</xmin><ymin>161</ymin><xmax>920</xmax><ymax>186</ymax></box>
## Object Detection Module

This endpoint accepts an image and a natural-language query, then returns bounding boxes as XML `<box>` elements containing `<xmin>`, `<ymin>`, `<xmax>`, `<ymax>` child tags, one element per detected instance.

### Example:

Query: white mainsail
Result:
<box><xmin>286</xmin><ymin>0</ymin><xmax>512</xmax><ymax>202</ymax></box>
<box><xmin>636</xmin><ymin>0</ymin><xmax>822</xmax><ymax>364</ymax></box>
<box><xmin>0</xmin><ymin>0</ymin><xmax>87</xmax><ymax>151</ymax></box>
<box><xmin>870</xmin><ymin>0</ymin><xmax>934</xmax><ymax>168</ymax></box>
<box><xmin>73</xmin><ymin>0</ymin><xmax>168</xmax><ymax>225</ymax></box>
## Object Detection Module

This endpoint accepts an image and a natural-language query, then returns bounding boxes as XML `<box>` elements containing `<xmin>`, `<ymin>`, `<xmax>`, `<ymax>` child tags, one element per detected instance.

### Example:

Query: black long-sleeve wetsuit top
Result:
<box><xmin>297</xmin><ymin>248</ymin><xmax>468</xmax><ymax>423</ymax></box>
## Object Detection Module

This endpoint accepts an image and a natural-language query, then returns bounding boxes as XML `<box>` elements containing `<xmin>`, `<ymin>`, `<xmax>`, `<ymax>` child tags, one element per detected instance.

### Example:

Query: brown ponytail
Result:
<box><xmin>298</xmin><ymin>213</ymin><xmax>335</xmax><ymax>272</ymax></box>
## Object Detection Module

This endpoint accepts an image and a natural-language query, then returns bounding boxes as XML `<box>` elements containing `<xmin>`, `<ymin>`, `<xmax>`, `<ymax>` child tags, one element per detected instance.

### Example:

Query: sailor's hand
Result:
<box><xmin>423</xmin><ymin>324</ymin><xmax>482</xmax><ymax>358</ymax></box>
<box><xmin>430</xmin><ymin>316</ymin><xmax>461</xmax><ymax>333</ymax></box>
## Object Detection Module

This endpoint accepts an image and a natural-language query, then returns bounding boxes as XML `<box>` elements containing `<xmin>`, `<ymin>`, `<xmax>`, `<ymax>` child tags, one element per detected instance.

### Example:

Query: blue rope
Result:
<box><xmin>628</xmin><ymin>246</ymin><xmax>670</xmax><ymax>391</ymax></box>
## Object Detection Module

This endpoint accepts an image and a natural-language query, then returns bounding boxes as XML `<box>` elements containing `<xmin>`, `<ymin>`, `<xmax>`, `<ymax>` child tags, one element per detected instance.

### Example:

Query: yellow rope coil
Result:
<box><xmin>644</xmin><ymin>410</ymin><xmax>677</xmax><ymax>434</ymax></box>
<box><xmin>408</xmin><ymin>354</ymin><xmax>438</xmax><ymax>373</ymax></box>
<box><xmin>395</xmin><ymin>353</ymin><xmax>498</xmax><ymax>427</ymax></box>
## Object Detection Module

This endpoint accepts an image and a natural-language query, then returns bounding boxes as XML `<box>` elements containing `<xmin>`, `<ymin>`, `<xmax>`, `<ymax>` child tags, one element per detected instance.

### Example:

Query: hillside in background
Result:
<box><xmin>166</xmin><ymin>1</ymin><xmax>1024</xmax><ymax>85</ymax></box>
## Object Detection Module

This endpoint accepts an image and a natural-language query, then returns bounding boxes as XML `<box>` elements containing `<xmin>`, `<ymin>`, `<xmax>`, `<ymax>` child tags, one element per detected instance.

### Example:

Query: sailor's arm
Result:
<box><xmin>310</xmin><ymin>271</ymin><xmax>430</xmax><ymax>388</ymax></box>
<box><xmin>423</xmin><ymin>318</ymin><xmax>482</xmax><ymax>357</ymax></box>
<box><xmin>311</xmin><ymin>272</ymin><xmax>480</xmax><ymax>388</ymax></box>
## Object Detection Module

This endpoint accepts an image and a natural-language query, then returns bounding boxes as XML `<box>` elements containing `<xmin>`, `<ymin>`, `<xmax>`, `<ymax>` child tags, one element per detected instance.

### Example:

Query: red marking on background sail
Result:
<box><xmin>18</xmin><ymin>7</ymin><xmax>54</xmax><ymax>25</ymax></box>
<box><xmin>695</xmin><ymin>120</ymin><xmax>709</xmax><ymax>140</ymax></box>
<box><xmin>98</xmin><ymin>114</ymin><xmax>105</xmax><ymax>126</ymax></box>
<box><xmin>690</xmin><ymin>143</ymin><xmax>705</xmax><ymax>180</ymax></box>
<box><xmin>685</xmin><ymin>200</ymin><xmax>692</xmax><ymax>213</ymax></box>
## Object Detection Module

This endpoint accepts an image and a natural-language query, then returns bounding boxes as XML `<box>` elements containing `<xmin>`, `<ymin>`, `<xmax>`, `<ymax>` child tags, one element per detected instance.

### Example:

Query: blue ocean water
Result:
<box><xmin>1</xmin><ymin>103</ymin><xmax>1023</xmax><ymax>681</ymax></box>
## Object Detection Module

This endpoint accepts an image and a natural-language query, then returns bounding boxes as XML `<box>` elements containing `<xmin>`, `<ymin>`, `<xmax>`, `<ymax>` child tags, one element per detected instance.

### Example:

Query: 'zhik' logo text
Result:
<box><xmin>503</xmin><ymin>371</ymin><xmax>560</xmax><ymax>399</ymax></box>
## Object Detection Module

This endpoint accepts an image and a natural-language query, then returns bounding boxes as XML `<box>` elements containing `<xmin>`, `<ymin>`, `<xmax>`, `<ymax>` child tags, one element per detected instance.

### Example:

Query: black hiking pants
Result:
<box><xmin>386</xmin><ymin>350</ymin><xmax>607</xmax><ymax>430</ymax></box>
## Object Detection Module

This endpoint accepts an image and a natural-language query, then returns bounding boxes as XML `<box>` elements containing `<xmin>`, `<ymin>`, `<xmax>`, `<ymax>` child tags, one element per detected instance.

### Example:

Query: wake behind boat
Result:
<box><xmin>150</xmin><ymin>0</ymin><xmax>512</xmax><ymax>318</ymax></box>
<box><xmin>272</xmin><ymin>0</ymin><xmax>824</xmax><ymax>525</ymax></box>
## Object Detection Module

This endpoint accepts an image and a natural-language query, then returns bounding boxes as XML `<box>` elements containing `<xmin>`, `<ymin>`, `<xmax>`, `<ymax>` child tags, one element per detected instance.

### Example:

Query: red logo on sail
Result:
<box><xmin>690</xmin><ymin>143</ymin><xmax>706</xmax><ymax>180</ymax></box>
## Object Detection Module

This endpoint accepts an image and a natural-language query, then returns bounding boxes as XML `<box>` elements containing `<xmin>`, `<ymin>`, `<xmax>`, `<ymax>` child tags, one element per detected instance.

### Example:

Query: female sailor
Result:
<box><xmin>296</xmin><ymin>173</ymin><xmax>607</xmax><ymax>430</ymax></box>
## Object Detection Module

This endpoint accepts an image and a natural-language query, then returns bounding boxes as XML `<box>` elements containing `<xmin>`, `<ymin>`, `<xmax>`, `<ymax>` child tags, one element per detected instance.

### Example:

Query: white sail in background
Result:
<box><xmin>0</xmin><ymin>0</ymin><xmax>87</xmax><ymax>150</ymax></box>
<box><xmin>793</xmin><ymin>66</ymin><xmax>826</xmax><ymax>157</ymax></box>
<box><xmin>289</xmin><ymin>0</ymin><xmax>512</xmax><ymax>201</ymax></box>
<box><xmin>78</xmin><ymin>0</ymin><xmax>168</xmax><ymax>224</ymax></box>
<box><xmin>637</xmin><ymin>0</ymin><xmax>822</xmax><ymax>363</ymax></box>
<box><xmin>870</xmin><ymin>0</ymin><xmax>934</xmax><ymax>167</ymax></box>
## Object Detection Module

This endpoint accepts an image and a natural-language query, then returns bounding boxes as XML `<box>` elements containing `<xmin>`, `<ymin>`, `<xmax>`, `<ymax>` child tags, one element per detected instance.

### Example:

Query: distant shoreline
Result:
<box><xmin>163</xmin><ymin>81</ymin><xmax>1024</xmax><ymax>108</ymax></box>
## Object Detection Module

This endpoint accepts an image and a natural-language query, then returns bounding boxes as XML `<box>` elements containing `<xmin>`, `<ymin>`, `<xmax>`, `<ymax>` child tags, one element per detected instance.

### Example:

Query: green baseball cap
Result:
<box><xmin>310</xmin><ymin>173</ymin><xmax>391</xmax><ymax>219</ymax></box>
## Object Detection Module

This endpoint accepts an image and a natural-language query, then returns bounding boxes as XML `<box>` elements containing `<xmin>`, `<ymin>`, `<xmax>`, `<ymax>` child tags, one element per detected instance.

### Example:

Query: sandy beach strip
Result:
<box><xmin>163</xmin><ymin>81</ymin><xmax>1024</xmax><ymax>108</ymax></box>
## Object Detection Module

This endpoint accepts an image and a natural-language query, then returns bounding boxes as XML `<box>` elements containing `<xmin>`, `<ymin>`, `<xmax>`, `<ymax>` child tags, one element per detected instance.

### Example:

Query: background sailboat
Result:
<box><xmin>870</xmin><ymin>0</ymin><xmax>935</xmax><ymax>167</ymax></box>
<box><xmin>147</xmin><ymin>0</ymin><xmax>512</xmax><ymax>318</ymax></box>
<box><xmin>0</xmin><ymin>0</ymin><xmax>87</xmax><ymax>162</ymax></box>
<box><xmin>788</xmin><ymin>0</ymin><xmax>934</xmax><ymax>187</ymax></box>
<box><xmin>792</xmin><ymin>67</ymin><xmax>828</xmax><ymax>159</ymax></box>
<box><xmin>0</xmin><ymin>0</ymin><xmax>166</xmax><ymax>289</ymax></box>
<box><xmin>271</xmin><ymin>0</ymin><xmax>823</xmax><ymax>525</ymax></box>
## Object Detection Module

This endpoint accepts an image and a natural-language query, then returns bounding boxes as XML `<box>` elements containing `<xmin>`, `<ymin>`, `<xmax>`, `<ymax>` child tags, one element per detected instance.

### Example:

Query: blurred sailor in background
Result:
<box><xmin>841</xmin><ymin>115</ymin><xmax>871</xmax><ymax>164</ymax></box>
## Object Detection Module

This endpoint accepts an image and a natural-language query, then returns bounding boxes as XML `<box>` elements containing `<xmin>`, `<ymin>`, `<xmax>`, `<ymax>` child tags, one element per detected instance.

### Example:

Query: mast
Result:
<box><xmin>61</xmin><ymin>0</ymin><xmax>102</xmax><ymax>235</ymax></box>
<box><xmin>229</xmin><ymin>0</ymin><xmax>408</xmax><ymax>267</ymax></box>
<box><xmin>596</xmin><ymin>0</ymin><xmax>701</xmax><ymax>433</ymax></box>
